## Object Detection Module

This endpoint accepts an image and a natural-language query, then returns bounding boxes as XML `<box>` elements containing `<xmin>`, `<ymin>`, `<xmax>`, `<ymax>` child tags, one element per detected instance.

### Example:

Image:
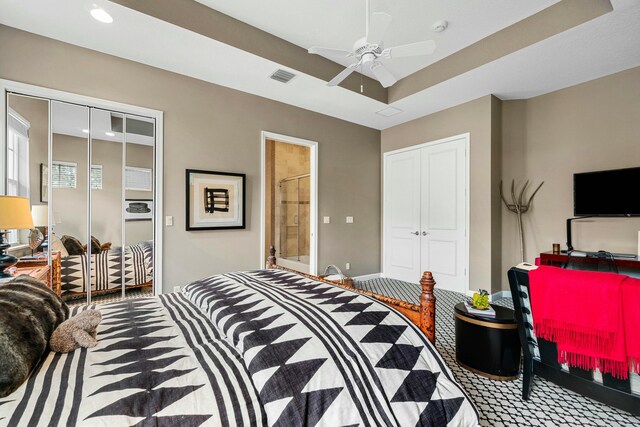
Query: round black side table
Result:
<box><xmin>454</xmin><ymin>302</ymin><xmax>521</xmax><ymax>381</ymax></box>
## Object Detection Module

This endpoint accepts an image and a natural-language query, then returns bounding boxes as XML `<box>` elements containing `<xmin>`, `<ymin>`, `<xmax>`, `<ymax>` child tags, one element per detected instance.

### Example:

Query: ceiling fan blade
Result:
<box><xmin>385</xmin><ymin>40</ymin><xmax>436</xmax><ymax>59</ymax></box>
<box><xmin>370</xmin><ymin>62</ymin><xmax>396</xmax><ymax>88</ymax></box>
<box><xmin>366</xmin><ymin>12</ymin><xmax>392</xmax><ymax>45</ymax></box>
<box><xmin>328</xmin><ymin>63</ymin><xmax>358</xmax><ymax>87</ymax></box>
<box><xmin>308</xmin><ymin>46</ymin><xmax>353</xmax><ymax>59</ymax></box>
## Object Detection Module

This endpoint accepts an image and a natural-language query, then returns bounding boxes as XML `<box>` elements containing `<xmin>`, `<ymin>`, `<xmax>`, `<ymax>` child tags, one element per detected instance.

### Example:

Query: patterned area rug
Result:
<box><xmin>66</xmin><ymin>288</ymin><xmax>153</xmax><ymax>307</ymax></box>
<box><xmin>356</xmin><ymin>278</ymin><xmax>640</xmax><ymax>427</ymax></box>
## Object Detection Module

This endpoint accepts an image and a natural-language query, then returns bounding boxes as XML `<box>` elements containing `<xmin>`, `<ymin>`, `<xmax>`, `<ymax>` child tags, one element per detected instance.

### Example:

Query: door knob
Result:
<box><xmin>422</xmin><ymin>231</ymin><xmax>429</xmax><ymax>236</ymax></box>
<box><xmin>410</xmin><ymin>231</ymin><xmax>419</xmax><ymax>235</ymax></box>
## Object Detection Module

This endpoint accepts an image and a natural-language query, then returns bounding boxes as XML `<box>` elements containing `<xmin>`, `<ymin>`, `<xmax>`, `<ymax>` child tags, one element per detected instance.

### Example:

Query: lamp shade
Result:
<box><xmin>31</xmin><ymin>205</ymin><xmax>49</xmax><ymax>227</ymax></box>
<box><xmin>0</xmin><ymin>196</ymin><xmax>35</xmax><ymax>229</ymax></box>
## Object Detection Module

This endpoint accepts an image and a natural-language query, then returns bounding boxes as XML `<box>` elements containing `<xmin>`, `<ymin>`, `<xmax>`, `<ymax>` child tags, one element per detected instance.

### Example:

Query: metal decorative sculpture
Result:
<box><xmin>28</xmin><ymin>228</ymin><xmax>44</xmax><ymax>256</ymax></box>
<box><xmin>500</xmin><ymin>180</ymin><xmax>544</xmax><ymax>263</ymax></box>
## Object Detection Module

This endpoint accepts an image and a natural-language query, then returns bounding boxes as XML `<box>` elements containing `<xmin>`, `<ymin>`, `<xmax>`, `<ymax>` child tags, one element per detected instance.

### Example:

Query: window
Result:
<box><xmin>125</xmin><ymin>167</ymin><xmax>152</xmax><ymax>191</ymax></box>
<box><xmin>51</xmin><ymin>161</ymin><xmax>77</xmax><ymax>189</ymax></box>
<box><xmin>91</xmin><ymin>165</ymin><xmax>103</xmax><ymax>190</ymax></box>
<box><xmin>51</xmin><ymin>162</ymin><xmax>102</xmax><ymax>190</ymax></box>
<box><xmin>6</xmin><ymin>109</ymin><xmax>30</xmax><ymax>244</ymax></box>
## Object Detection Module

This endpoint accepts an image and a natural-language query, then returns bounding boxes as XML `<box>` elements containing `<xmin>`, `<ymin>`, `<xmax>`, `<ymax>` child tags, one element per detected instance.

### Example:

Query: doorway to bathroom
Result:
<box><xmin>261</xmin><ymin>132</ymin><xmax>317</xmax><ymax>275</ymax></box>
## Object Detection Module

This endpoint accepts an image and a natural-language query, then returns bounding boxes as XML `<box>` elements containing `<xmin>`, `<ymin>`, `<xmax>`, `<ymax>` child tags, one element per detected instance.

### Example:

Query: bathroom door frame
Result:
<box><xmin>0</xmin><ymin>79</ymin><xmax>164</xmax><ymax>297</ymax></box>
<box><xmin>260</xmin><ymin>131</ymin><xmax>318</xmax><ymax>275</ymax></box>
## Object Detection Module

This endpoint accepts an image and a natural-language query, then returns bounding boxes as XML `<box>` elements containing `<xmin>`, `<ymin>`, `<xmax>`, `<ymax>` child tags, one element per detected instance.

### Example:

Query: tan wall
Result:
<box><xmin>0</xmin><ymin>25</ymin><xmax>381</xmax><ymax>292</ymax></box>
<box><xmin>501</xmin><ymin>67</ymin><xmax>640</xmax><ymax>288</ymax></box>
<box><xmin>381</xmin><ymin>95</ymin><xmax>501</xmax><ymax>292</ymax></box>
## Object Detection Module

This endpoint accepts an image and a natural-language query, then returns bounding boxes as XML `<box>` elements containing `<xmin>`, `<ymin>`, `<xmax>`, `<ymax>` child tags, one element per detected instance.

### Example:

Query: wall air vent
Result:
<box><xmin>270</xmin><ymin>69</ymin><xmax>297</xmax><ymax>83</ymax></box>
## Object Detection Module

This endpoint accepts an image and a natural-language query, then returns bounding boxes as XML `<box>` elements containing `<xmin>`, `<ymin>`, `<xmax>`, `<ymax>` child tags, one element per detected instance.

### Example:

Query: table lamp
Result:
<box><xmin>31</xmin><ymin>204</ymin><xmax>48</xmax><ymax>253</ymax></box>
<box><xmin>0</xmin><ymin>196</ymin><xmax>35</xmax><ymax>278</ymax></box>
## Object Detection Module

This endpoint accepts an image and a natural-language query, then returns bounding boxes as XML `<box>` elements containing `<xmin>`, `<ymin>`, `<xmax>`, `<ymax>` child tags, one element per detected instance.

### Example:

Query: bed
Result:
<box><xmin>59</xmin><ymin>241</ymin><xmax>153</xmax><ymax>300</ymax></box>
<box><xmin>1</xmin><ymin>266</ymin><xmax>479</xmax><ymax>426</ymax></box>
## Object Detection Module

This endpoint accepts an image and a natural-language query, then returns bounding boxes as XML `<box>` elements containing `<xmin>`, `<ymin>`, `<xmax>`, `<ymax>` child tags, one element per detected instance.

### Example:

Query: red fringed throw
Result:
<box><xmin>530</xmin><ymin>266</ymin><xmax>640</xmax><ymax>379</ymax></box>
<box><xmin>622</xmin><ymin>276</ymin><xmax>640</xmax><ymax>375</ymax></box>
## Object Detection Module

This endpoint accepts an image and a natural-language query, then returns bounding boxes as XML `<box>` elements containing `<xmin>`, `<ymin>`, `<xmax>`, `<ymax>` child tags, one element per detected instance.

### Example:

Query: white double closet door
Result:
<box><xmin>384</xmin><ymin>136</ymin><xmax>467</xmax><ymax>293</ymax></box>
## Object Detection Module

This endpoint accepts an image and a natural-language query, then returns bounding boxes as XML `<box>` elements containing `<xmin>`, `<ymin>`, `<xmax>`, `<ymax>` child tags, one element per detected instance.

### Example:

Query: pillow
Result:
<box><xmin>0</xmin><ymin>275</ymin><xmax>69</xmax><ymax>397</ymax></box>
<box><xmin>61</xmin><ymin>235</ymin><xmax>85</xmax><ymax>255</ymax></box>
<box><xmin>90</xmin><ymin>236</ymin><xmax>101</xmax><ymax>254</ymax></box>
<box><xmin>49</xmin><ymin>233</ymin><xmax>69</xmax><ymax>258</ymax></box>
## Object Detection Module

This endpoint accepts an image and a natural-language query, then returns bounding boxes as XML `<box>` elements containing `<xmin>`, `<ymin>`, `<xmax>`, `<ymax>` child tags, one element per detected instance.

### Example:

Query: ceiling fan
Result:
<box><xmin>308</xmin><ymin>0</ymin><xmax>436</xmax><ymax>88</ymax></box>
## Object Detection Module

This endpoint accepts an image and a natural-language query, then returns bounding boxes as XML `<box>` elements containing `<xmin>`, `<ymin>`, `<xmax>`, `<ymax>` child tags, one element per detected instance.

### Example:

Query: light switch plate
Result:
<box><xmin>323</xmin><ymin>216</ymin><xmax>330</xmax><ymax>224</ymax></box>
<box><xmin>346</xmin><ymin>216</ymin><xmax>354</xmax><ymax>224</ymax></box>
<box><xmin>346</xmin><ymin>263</ymin><xmax>351</xmax><ymax>270</ymax></box>
<box><xmin>166</xmin><ymin>216</ymin><xmax>174</xmax><ymax>226</ymax></box>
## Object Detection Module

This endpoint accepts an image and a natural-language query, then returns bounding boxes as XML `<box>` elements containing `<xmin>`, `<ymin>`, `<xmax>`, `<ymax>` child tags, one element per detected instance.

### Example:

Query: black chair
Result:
<box><xmin>507</xmin><ymin>266</ymin><xmax>639</xmax><ymax>415</ymax></box>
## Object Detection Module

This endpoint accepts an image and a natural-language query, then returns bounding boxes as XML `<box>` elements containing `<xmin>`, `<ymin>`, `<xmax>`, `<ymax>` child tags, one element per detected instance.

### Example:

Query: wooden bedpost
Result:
<box><xmin>266</xmin><ymin>245</ymin><xmax>277</xmax><ymax>269</ymax></box>
<box><xmin>419</xmin><ymin>271</ymin><xmax>437</xmax><ymax>344</ymax></box>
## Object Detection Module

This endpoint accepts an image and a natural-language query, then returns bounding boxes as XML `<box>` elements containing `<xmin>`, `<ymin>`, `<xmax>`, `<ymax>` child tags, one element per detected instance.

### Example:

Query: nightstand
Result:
<box><xmin>454</xmin><ymin>302</ymin><xmax>521</xmax><ymax>380</ymax></box>
<box><xmin>15</xmin><ymin>251</ymin><xmax>62</xmax><ymax>296</ymax></box>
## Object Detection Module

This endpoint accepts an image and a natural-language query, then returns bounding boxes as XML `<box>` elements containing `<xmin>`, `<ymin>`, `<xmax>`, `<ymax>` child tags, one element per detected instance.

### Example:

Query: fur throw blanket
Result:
<box><xmin>0</xmin><ymin>276</ymin><xmax>69</xmax><ymax>397</ymax></box>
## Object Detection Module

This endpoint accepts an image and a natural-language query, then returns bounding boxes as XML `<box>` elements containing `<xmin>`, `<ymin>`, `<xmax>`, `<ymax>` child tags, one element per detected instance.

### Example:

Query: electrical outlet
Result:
<box><xmin>323</xmin><ymin>216</ymin><xmax>330</xmax><ymax>224</ymax></box>
<box><xmin>346</xmin><ymin>216</ymin><xmax>354</xmax><ymax>224</ymax></box>
<box><xmin>346</xmin><ymin>262</ymin><xmax>351</xmax><ymax>270</ymax></box>
<box><xmin>166</xmin><ymin>216</ymin><xmax>174</xmax><ymax>226</ymax></box>
<box><xmin>173</xmin><ymin>286</ymin><xmax>181</xmax><ymax>293</ymax></box>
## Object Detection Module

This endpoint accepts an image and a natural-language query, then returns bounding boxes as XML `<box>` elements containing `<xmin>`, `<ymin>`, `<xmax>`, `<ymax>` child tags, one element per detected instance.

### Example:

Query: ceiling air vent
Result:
<box><xmin>270</xmin><ymin>69</ymin><xmax>296</xmax><ymax>84</ymax></box>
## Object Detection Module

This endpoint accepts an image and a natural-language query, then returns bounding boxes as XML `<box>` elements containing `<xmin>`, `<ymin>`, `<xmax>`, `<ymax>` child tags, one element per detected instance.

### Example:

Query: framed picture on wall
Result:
<box><xmin>186</xmin><ymin>169</ymin><xmax>246</xmax><ymax>230</ymax></box>
<box><xmin>40</xmin><ymin>163</ymin><xmax>48</xmax><ymax>203</ymax></box>
<box><xmin>124</xmin><ymin>199</ymin><xmax>153</xmax><ymax>221</ymax></box>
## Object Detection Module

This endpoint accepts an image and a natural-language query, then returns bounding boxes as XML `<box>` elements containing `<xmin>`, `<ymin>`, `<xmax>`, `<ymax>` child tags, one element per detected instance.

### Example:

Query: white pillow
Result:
<box><xmin>49</xmin><ymin>233</ymin><xmax>69</xmax><ymax>258</ymax></box>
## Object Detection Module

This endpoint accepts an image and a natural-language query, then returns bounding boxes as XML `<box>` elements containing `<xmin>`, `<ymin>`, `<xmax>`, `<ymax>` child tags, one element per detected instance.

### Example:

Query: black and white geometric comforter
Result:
<box><xmin>0</xmin><ymin>269</ymin><xmax>479</xmax><ymax>427</ymax></box>
<box><xmin>184</xmin><ymin>269</ymin><xmax>479</xmax><ymax>427</ymax></box>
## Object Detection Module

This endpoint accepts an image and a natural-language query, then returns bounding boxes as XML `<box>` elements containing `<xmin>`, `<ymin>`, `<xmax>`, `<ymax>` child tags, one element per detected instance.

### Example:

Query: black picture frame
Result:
<box><xmin>186</xmin><ymin>169</ymin><xmax>246</xmax><ymax>231</ymax></box>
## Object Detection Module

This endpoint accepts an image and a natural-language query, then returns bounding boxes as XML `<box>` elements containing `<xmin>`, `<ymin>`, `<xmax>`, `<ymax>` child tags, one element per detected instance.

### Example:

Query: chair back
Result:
<box><xmin>507</xmin><ymin>266</ymin><xmax>541</xmax><ymax>363</ymax></box>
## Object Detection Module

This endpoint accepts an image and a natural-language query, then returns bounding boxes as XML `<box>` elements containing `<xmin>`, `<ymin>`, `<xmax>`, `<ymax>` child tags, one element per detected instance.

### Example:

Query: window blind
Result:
<box><xmin>51</xmin><ymin>161</ymin><xmax>77</xmax><ymax>189</ymax></box>
<box><xmin>91</xmin><ymin>165</ymin><xmax>103</xmax><ymax>190</ymax></box>
<box><xmin>125</xmin><ymin>167</ymin><xmax>152</xmax><ymax>191</ymax></box>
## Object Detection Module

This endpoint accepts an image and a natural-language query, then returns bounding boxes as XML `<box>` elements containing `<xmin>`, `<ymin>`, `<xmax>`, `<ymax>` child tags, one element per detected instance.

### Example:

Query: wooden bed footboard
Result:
<box><xmin>266</xmin><ymin>246</ymin><xmax>436</xmax><ymax>344</ymax></box>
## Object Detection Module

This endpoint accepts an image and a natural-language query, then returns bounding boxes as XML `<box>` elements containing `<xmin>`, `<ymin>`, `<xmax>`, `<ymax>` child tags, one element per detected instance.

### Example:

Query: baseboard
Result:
<box><xmin>352</xmin><ymin>273</ymin><xmax>382</xmax><ymax>281</ymax></box>
<box><xmin>490</xmin><ymin>290</ymin><xmax>511</xmax><ymax>301</ymax></box>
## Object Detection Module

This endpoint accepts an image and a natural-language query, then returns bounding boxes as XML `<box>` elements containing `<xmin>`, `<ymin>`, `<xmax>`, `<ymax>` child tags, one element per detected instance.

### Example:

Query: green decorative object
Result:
<box><xmin>472</xmin><ymin>289</ymin><xmax>490</xmax><ymax>310</ymax></box>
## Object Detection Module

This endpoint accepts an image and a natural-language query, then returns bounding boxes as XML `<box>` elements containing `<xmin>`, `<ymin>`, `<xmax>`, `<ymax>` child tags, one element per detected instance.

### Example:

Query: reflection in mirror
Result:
<box><xmin>51</xmin><ymin>100</ymin><xmax>89</xmax><ymax>303</ymax></box>
<box><xmin>124</xmin><ymin>114</ymin><xmax>154</xmax><ymax>299</ymax></box>
<box><xmin>5</xmin><ymin>94</ymin><xmax>54</xmax><ymax>289</ymax></box>
<box><xmin>90</xmin><ymin>108</ymin><xmax>124</xmax><ymax>299</ymax></box>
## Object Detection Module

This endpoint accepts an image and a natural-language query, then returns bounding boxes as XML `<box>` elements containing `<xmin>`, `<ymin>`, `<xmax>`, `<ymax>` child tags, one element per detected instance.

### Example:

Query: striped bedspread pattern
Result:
<box><xmin>0</xmin><ymin>294</ymin><xmax>264</xmax><ymax>427</ymax></box>
<box><xmin>1</xmin><ymin>269</ymin><xmax>479</xmax><ymax>427</ymax></box>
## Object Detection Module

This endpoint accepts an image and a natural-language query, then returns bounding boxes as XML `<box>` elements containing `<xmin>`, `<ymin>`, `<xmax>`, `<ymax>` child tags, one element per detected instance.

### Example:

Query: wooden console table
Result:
<box><xmin>540</xmin><ymin>251</ymin><xmax>640</xmax><ymax>272</ymax></box>
<box><xmin>15</xmin><ymin>251</ymin><xmax>62</xmax><ymax>296</ymax></box>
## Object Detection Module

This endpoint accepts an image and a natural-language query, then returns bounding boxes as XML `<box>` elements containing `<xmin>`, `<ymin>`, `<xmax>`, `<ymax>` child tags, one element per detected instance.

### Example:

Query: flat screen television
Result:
<box><xmin>573</xmin><ymin>167</ymin><xmax>640</xmax><ymax>216</ymax></box>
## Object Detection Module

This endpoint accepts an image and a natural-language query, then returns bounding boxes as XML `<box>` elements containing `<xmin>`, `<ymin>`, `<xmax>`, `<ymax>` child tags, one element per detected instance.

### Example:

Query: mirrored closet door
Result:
<box><xmin>4</xmin><ymin>91</ymin><xmax>156</xmax><ymax>306</ymax></box>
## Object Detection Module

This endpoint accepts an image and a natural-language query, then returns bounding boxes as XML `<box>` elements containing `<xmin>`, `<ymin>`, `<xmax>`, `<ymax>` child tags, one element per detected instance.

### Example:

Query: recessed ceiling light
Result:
<box><xmin>90</xmin><ymin>7</ymin><xmax>113</xmax><ymax>24</ymax></box>
<box><xmin>105</xmin><ymin>131</ymin><xmax>115</xmax><ymax>137</ymax></box>
<box><xmin>82</xmin><ymin>129</ymin><xmax>89</xmax><ymax>134</ymax></box>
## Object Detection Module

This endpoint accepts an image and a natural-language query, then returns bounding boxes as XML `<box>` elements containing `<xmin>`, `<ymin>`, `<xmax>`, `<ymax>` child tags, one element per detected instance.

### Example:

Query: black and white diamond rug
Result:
<box><xmin>357</xmin><ymin>278</ymin><xmax>640</xmax><ymax>427</ymax></box>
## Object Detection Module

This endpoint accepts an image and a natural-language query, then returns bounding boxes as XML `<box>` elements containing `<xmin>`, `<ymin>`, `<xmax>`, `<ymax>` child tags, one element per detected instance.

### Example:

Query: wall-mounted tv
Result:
<box><xmin>574</xmin><ymin>167</ymin><xmax>640</xmax><ymax>216</ymax></box>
